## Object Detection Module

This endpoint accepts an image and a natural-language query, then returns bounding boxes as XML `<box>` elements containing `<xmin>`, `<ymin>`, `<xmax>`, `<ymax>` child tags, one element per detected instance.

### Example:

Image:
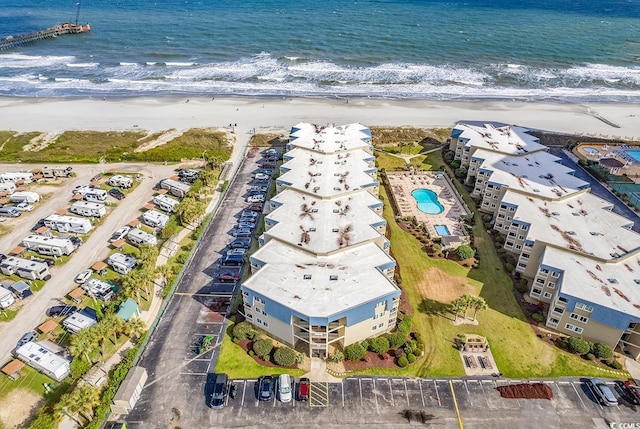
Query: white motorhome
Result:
<box><xmin>152</xmin><ymin>194</ymin><xmax>179</xmax><ymax>213</ymax></box>
<box><xmin>10</xmin><ymin>191</ymin><xmax>40</xmax><ymax>203</ymax></box>
<box><xmin>0</xmin><ymin>182</ymin><xmax>16</xmax><ymax>194</ymax></box>
<box><xmin>160</xmin><ymin>178</ymin><xmax>191</xmax><ymax>198</ymax></box>
<box><xmin>83</xmin><ymin>189</ymin><xmax>108</xmax><ymax>202</ymax></box>
<box><xmin>15</xmin><ymin>342</ymin><xmax>70</xmax><ymax>381</ymax></box>
<box><xmin>41</xmin><ymin>166</ymin><xmax>72</xmax><ymax>179</ymax></box>
<box><xmin>83</xmin><ymin>278</ymin><xmax>114</xmax><ymax>301</ymax></box>
<box><xmin>0</xmin><ymin>257</ymin><xmax>51</xmax><ymax>281</ymax></box>
<box><xmin>108</xmin><ymin>175</ymin><xmax>133</xmax><ymax>189</ymax></box>
<box><xmin>0</xmin><ymin>172</ymin><xmax>33</xmax><ymax>184</ymax></box>
<box><xmin>107</xmin><ymin>253</ymin><xmax>138</xmax><ymax>275</ymax></box>
<box><xmin>44</xmin><ymin>214</ymin><xmax>93</xmax><ymax>234</ymax></box>
<box><xmin>62</xmin><ymin>311</ymin><xmax>97</xmax><ymax>334</ymax></box>
<box><xmin>142</xmin><ymin>210</ymin><xmax>170</xmax><ymax>228</ymax></box>
<box><xmin>127</xmin><ymin>228</ymin><xmax>158</xmax><ymax>247</ymax></box>
<box><xmin>0</xmin><ymin>286</ymin><xmax>15</xmax><ymax>309</ymax></box>
<box><xmin>22</xmin><ymin>235</ymin><xmax>75</xmax><ymax>257</ymax></box>
<box><xmin>70</xmin><ymin>201</ymin><xmax>106</xmax><ymax>218</ymax></box>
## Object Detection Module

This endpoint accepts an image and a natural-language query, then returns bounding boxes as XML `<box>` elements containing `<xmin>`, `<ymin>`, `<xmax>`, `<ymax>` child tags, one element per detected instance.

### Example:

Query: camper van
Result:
<box><xmin>0</xmin><ymin>172</ymin><xmax>33</xmax><ymax>184</ymax></box>
<box><xmin>10</xmin><ymin>192</ymin><xmax>40</xmax><ymax>203</ymax></box>
<box><xmin>43</xmin><ymin>214</ymin><xmax>93</xmax><ymax>234</ymax></box>
<box><xmin>0</xmin><ymin>206</ymin><xmax>21</xmax><ymax>218</ymax></box>
<box><xmin>142</xmin><ymin>210</ymin><xmax>170</xmax><ymax>229</ymax></box>
<box><xmin>0</xmin><ymin>286</ymin><xmax>15</xmax><ymax>309</ymax></box>
<box><xmin>159</xmin><ymin>178</ymin><xmax>191</xmax><ymax>198</ymax></box>
<box><xmin>126</xmin><ymin>228</ymin><xmax>158</xmax><ymax>247</ymax></box>
<box><xmin>107</xmin><ymin>175</ymin><xmax>133</xmax><ymax>189</ymax></box>
<box><xmin>107</xmin><ymin>253</ymin><xmax>138</xmax><ymax>275</ymax></box>
<box><xmin>0</xmin><ymin>182</ymin><xmax>16</xmax><ymax>194</ymax></box>
<box><xmin>41</xmin><ymin>166</ymin><xmax>72</xmax><ymax>179</ymax></box>
<box><xmin>152</xmin><ymin>194</ymin><xmax>179</xmax><ymax>213</ymax></box>
<box><xmin>22</xmin><ymin>235</ymin><xmax>75</xmax><ymax>257</ymax></box>
<box><xmin>83</xmin><ymin>278</ymin><xmax>114</xmax><ymax>301</ymax></box>
<box><xmin>83</xmin><ymin>189</ymin><xmax>108</xmax><ymax>203</ymax></box>
<box><xmin>0</xmin><ymin>257</ymin><xmax>51</xmax><ymax>281</ymax></box>
<box><xmin>70</xmin><ymin>201</ymin><xmax>106</xmax><ymax>218</ymax></box>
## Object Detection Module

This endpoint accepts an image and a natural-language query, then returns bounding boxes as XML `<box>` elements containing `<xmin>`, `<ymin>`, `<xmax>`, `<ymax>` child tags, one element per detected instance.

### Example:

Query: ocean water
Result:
<box><xmin>1</xmin><ymin>0</ymin><xmax>640</xmax><ymax>101</ymax></box>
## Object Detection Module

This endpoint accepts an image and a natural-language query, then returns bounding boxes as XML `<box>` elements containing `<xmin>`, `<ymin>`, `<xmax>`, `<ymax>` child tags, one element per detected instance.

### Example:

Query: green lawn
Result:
<box><xmin>363</xmin><ymin>150</ymin><xmax>628</xmax><ymax>379</ymax></box>
<box><xmin>0</xmin><ymin>365</ymin><xmax>53</xmax><ymax>399</ymax></box>
<box><xmin>376</xmin><ymin>151</ymin><xmax>407</xmax><ymax>171</ymax></box>
<box><xmin>215</xmin><ymin>324</ymin><xmax>305</xmax><ymax>379</ymax></box>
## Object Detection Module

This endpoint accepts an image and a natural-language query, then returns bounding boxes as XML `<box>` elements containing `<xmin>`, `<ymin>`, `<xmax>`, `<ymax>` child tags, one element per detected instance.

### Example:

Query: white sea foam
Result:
<box><xmin>165</xmin><ymin>62</ymin><xmax>197</xmax><ymax>67</ymax></box>
<box><xmin>65</xmin><ymin>62</ymin><xmax>99</xmax><ymax>68</ymax></box>
<box><xmin>0</xmin><ymin>53</ymin><xmax>75</xmax><ymax>69</ymax></box>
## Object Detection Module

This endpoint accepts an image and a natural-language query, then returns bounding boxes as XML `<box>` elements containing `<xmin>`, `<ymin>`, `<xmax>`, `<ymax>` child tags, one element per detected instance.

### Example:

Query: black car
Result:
<box><xmin>210</xmin><ymin>373</ymin><xmax>229</xmax><ymax>409</ymax></box>
<box><xmin>0</xmin><ymin>253</ymin><xmax>6</xmax><ymax>263</ymax></box>
<box><xmin>46</xmin><ymin>305</ymin><xmax>78</xmax><ymax>317</ymax></box>
<box><xmin>31</xmin><ymin>218</ymin><xmax>46</xmax><ymax>232</ymax></box>
<box><xmin>70</xmin><ymin>237</ymin><xmax>83</xmax><ymax>248</ymax></box>
<box><xmin>109</xmin><ymin>188</ymin><xmax>125</xmax><ymax>200</ymax></box>
<box><xmin>229</xmin><ymin>238</ymin><xmax>251</xmax><ymax>249</ymax></box>
<box><xmin>259</xmin><ymin>376</ymin><xmax>274</xmax><ymax>401</ymax></box>
<box><xmin>30</xmin><ymin>256</ymin><xmax>55</xmax><ymax>266</ymax></box>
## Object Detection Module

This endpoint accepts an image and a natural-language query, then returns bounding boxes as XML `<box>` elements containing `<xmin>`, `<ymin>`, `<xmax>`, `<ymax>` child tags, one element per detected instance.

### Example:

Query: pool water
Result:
<box><xmin>583</xmin><ymin>147</ymin><xmax>599</xmax><ymax>155</ymax></box>
<box><xmin>434</xmin><ymin>225</ymin><xmax>451</xmax><ymax>236</ymax></box>
<box><xmin>411</xmin><ymin>189</ymin><xmax>444</xmax><ymax>215</ymax></box>
<box><xmin>626</xmin><ymin>150</ymin><xmax>640</xmax><ymax>163</ymax></box>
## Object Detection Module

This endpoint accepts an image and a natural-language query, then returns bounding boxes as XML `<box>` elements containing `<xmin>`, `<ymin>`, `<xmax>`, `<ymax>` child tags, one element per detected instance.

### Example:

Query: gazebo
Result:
<box><xmin>92</xmin><ymin>261</ymin><xmax>108</xmax><ymax>276</ymax></box>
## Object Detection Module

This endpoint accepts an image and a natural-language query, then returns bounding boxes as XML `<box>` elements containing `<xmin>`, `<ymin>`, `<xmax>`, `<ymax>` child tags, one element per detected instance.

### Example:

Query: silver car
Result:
<box><xmin>587</xmin><ymin>378</ymin><xmax>618</xmax><ymax>406</ymax></box>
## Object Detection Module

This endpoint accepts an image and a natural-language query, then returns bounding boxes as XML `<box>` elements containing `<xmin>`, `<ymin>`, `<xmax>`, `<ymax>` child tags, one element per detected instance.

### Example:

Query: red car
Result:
<box><xmin>298</xmin><ymin>377</ymin><xmax>309</xmax><ymax>401</ymax></box>
<box><xmin>217</xmin><ymin>272</ymin><xmax>240</xmax><ymax>282</ymax></box>
<box><xmin>623</xmin><ymin>380</ymin><xmax>640</xmax><ymax>405</ymax></box>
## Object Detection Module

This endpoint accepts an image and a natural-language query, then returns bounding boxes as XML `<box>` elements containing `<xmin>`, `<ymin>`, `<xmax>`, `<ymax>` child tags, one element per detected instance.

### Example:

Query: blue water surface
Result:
<box><xmin>412</xmin><ymin>189</ymin><xmax>444</xmax><ymax>215</ymax></box>
<box><xmin>1</xmin><ymin>0</ymin><xmax>640</xmax><ymax>99</ymax></box>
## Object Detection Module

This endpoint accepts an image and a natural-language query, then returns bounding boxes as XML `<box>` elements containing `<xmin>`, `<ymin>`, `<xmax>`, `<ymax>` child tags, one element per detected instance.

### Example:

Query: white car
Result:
<box><xmin>109</xmin><ymin>226</ymin><xmax>131</xmax><ymax>243</ymax></box>
<box><xmin>278</xmin><ymin>374</ymin><xmax>292</xmax><ymax>403</ymax></box>
<box><xmin>15</xmin><ymin>202</ymin><xmax>34</xmax><ymax>212</ymax></box>
<box><xmin>254</xmin><ymin>173</ymin><xmax>270</xmax><ymax>181</ymax></box>
<box><xmin>246</xmin><ymin>194</ymin><xmax>265</xmax><ymax>203</ymax></box>
<box><xmin>74</xmin><ymin>269</ymin><xmax>93</xmax><ymax>284</ymax></box>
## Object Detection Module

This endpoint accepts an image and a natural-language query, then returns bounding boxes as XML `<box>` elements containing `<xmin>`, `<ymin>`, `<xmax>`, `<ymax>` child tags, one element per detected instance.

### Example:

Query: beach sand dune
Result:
<box><xmin>0</xmin><ymin>97</ymin><xmax>639</xmax><ymax>139</ymax></box>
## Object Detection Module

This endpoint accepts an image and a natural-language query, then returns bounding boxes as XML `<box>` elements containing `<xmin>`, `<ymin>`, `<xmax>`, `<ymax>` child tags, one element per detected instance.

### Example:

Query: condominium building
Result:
<box><xmin>449</xmin><ymin>121</ymin><xmax>640</xmax><ymax>359</ymax></box>
<box><xmin>241</xmin><ymin>123</ymin><xmax>400</xmax><ymax>358</ymax></box>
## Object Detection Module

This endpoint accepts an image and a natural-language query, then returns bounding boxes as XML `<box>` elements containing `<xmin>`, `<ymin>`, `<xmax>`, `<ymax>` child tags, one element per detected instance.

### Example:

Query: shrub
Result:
<box><xmin>566</xmin><ymin>337</ymin><xmax>591</xmax><ymax>355</ymax></box>
<box><xmin>345</xmin><ymin>343</ymin><xmax>367</xmax><ymax>361</ymax></box>
<box><xmin>397</xmin><ymin>319</ymin><xmax>412</xmax><ymax>335</ymax></box>
<box><xmin>605</xmin><ymin>359</ymin><xmax>623</xmax><ymax>370</ymax></box>
<box><xmin>456</xmin><ymin>245</ymin><xmax>475</xmax><ymax>260</ymax></box>
<box><xmin>397</xmin><ymin>355</ymin><xmax>409</xmax><ymax>367</ymax></box>
<box><xmin>585</xmin><ymin>353</ymin><xmax>596</xmax><ymax>361</ymax></box>
<box><xmin>232</xmin><ymin>321</ymin><xmax>253</xmax><ymax>340</ymax></box>
<box><xmin>432</xmin><ymin>243</ymin><xmax>442</xmax><ymax>252</ymax></box>
<box><xmin>407</xmin><ymin>353</ymin><xmax>416</xmax><ymax>363</ymax></box>
<box><xmin>403</xmin><ymin>340</ymin><xmax>418</xmax><ymax>355</ymax></box>
<box><xmin>388</xmin><ymin>332</ymin><xmax>407</xmax><ymax>348</ymax></box>
<box><xmin>591</xmin><ymin>342</ymin><xmax>614</xmax><ymax>359</ymax></box>
<box><xmin>394</xmin><ymin>348</ymin><xmax>405</xmax><ymax>358</ymax></box>
<box><xmin>505</xmin><ymin>263</ymin><xmax>515</xmax><ymax>273</ymax></box>
<box><xmin>368</xmin><ymin>336</ymin><xmax>390</xmax><ymax>354</ymax></box>
<box><xmin>531</xmin><ymin>313</ymin><xmax>545</xmax><ymax>323</ymax></box>
<box><xmin>248</xmin><ymin>350</ymin><xmax>254</xmax><ymax>356</ymax></box>
<box><xmin>274</xmin><ymin>347</ymin><xmax>297</xmax><ymax>366</ymax></box>
<box><xmin>514</xmin><ymin>278</ymin><xmax>528</xmax><ymax>293</ymax></box>
<box><xmin>360</xmin><ymin>340</ymin><xmax>369</xmax><ymax>351</ymax></box>
<box><xmin>414</xmin><ymin>347</ymin><xmax>423</xmax><ymax>356</ymax></box>
<box><xmin>252</xmin><ymin>338</ymin><xmax>274</xmax><ymax>358</ymax></box>
<box><xmin>329</xmin><ymin>350</ymin><xmax>344</xmax><ymax>363</ymax></box>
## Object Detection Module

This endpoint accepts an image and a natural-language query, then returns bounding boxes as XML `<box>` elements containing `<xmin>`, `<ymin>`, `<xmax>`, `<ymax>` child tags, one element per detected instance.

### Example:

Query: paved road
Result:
<box><xmin>552</xmin><ymin>148</ymin><xmax>640</xmax><ymax>233</ymax></box>
<box><xmin>0</xmin><ymin>162</ymin><xmax>179</xmax><ymax>364</ymax></box>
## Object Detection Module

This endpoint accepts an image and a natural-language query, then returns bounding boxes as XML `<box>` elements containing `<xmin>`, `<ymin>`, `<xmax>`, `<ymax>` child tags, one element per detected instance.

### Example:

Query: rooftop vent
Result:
<box><xmin>567</xmin><ymin>231</ymin><xmax>576</xmax><ymax>235</ymax></box>
<box><xmin>330</xmin><ymin>275</ymin><xmax>338</xmax><ymax>281</ymax></box>
<box><xmin>635</xmin><ymin>279</ymin><xmax>640</xmax><ymax>285</ymax></box>
<box><xmin>332</xmin><ymin>228</ymin><xmax>339</xmax><ymax>232</ymax></box>
<box><xmin>533</xmin><ymin>189</ymin><xmax>540</xmax><ymax>193</ymax></box>
<box><xmin>608</xmin><ymin>278</ymin><xmax>619</xmax><ymax>284</ymax></box>
<box><xmin>551</xmin><ymin>212</ymin><xmax>560</xmax><ymax>216</ymax></box>
<box><xmin>303</xmin><ymin>274</ymin><xmax>312</xmax><ymax>280</ymax></box>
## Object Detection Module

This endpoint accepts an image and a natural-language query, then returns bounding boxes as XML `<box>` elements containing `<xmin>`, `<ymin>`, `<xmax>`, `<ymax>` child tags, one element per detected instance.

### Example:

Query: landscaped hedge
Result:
<box><xmin>273</xmin><ymin>347</ymin><xmax>297</xmax><ymax>366</ymax></box>
<box><xmin>345</xmin><ymin>343</ymin><xmax>366</xmax><ymax>361</ymax></box>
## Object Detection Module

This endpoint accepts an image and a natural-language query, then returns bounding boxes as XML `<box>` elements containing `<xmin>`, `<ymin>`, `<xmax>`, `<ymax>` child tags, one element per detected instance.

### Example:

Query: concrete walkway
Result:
<box><xmin>303</xmin><ymin>358</ymin><xmax>342</xmax><ymax>383</ymax></box>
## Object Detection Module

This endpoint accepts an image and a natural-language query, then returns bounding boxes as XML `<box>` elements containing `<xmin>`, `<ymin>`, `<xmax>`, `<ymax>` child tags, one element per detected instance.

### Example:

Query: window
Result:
<box><xmin>558</xmin><ymin>297</ymin><xmax>568</xmax><ymax>303</ymax></box>
<box><xmin>551</xmin><ymin>272</ymin><xmax>560</xmax><ymax>278</ymax></box>
<box><xmin>532</xmin><ymin>288</ymin><xmax>542</xmax><ymax>295</ymax></box>
<box><xmin>547</xmin><ymin>282</ymin><xmax>555</xmax><ymax>289</ymax></box>
<box><xmin>509</xmin><ymin>207</ymin><xmax>516</xmax><ymax>212</ymax></box>
<box><xmin>549</xmin><ymin>318</ymin><xmax>559</xmax><ymax>324</ymax></box>
<box><xmin>491</xmin><ymin>203</ymin><xmax>496</xmax><ymax>208</ymax></box>
<box><xmin>536</xmin><ymin>278</ymin><xmax>545</xmax><ymax>284</ymax></box>
<box><xmin>543</xmin><ymin>292</ymin><xmax>552</xmax><ymax>299</ymax></box>
<box><xmin>515</xmin><ymin>245</ymin><xmax>522</xmax><ymax>250</ymax></box>
<box><xmin>371</xmin><ymin>325</ymin><xmax>377</xmax><ymax>331</ymax></box>
<box><xmin>570</xmin><ymin>313</ymin><xmax>589</xmax><ymax>323</ymax></box>
<box><xmin>518</xmin><ymin>262</ymin><xmax>527</xmax><ymax>268</ymax></box>
<box><xmin>541</xmin><ymin>269</ymin><xmax>549</xmax><ymax>274</ymax></box>
<box><xmin>497</xmin><ymin>214</ymin><xmax>505</xmax><ymax>219</ymax></box>
<box><xmin>329</xmin><ymin>275</ymin><xmax>338</xmax><ymax>281</ymax></box>
<box><xmin>493</xmin><ymin>195</ymin><xmax>498</xmax><ymax>199</ymax></box>
<box><xmin>553</xmin><ymin>307</ymin><xmax>564</xmax><ymax>314</ymax></box>
<box><xmin>521</xmin><ymin>225</ymin><xmax>529</xmax><ymax>231</ymax></box>
<box><xmin>575</xmin><ymin>302</ymin><xmax>593</xmax><ymax>313</ymax></box>
<box><xmin>495</xmin><ymin>223</ymin><xmax>503</xmax><ymax>228</ymax></box>
<box><xmin>303</xmin><ymin>274</ymin><xmax>312</xmax><ymax>280</ymax></box>
<box><xmin>508</xmin><ymin>232</ymin><xmax>516</xmax><ymax>237</ymax></box>
<box><xmin>565</xmin><ymin>323</ymin><xmax>583</xmax><ymax>334</ymax></box>
<box><xmin>518</xmin><ymin>235</ymin><xmax>524</xmax><ymax>240</ymax></box>
<box><xmin>521</xmin><ymin>253</ymin><xmax>530</xmax><ymax>259</ymax></box>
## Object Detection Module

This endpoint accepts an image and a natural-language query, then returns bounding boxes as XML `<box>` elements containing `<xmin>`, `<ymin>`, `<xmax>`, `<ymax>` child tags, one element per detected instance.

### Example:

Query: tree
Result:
<box><xmin>470</xmin><ymin>296</ymin><xmax>488</xmax><ymax>321</ymax></box>
<box><xmin>124</xmin><ymin>317</ymin><xmax>147</xmax><ymax>339</ymax></box>
<box><xmin>345</xmin><ymin>343</ymin><xmax>366</xmax><ymax>361</ymax></box>
<box><xmin>69</xmin><ymin>329</ymin><xmax>95</xmax><ymax>363</ymax></box>
<box><xmin>449</xmin><ymin>296</ymin><xmax>467</xmax><ymax>321</ymax></box>
<box><xmin>72</xmin><ymin>385</ymin><xmax>100</xmax><ymax>424</ymax></box>
<box><xmin>456</xmin><ymin>245</ymin><xmax>475</xmax><ymax>260</ymax></box>
<box><xmin>138</xmin><ymin>243</ymin><xmax>159</xmax><ymax>269</ymax></box>
<box><xmin>273</xmin><ymin>347</ymin><xmax>297</xmax><ymax>366</ymax></box>
<box><xmin>388</xmin><ymin>332</ymin><xmax>407</xmax><ymax>348</ymax></box>
<box><xmin>161</xmin><ymin>217</ymin><xmax>181</xmax><ymax>239</ymax></box>
<box><xmin>252</xmin><ymin>338</ymin><xmax>274</xmax><ymax>358</ymax></box>
<box><xmin>591</xmin><ymin>342</ymin><xmax>613</xmax><ymax>359</ymax></box>
<box><xmin>102</xmin><ymin>313</ymin><xmax>125</xmax><ymax>345</ymax></box>
<box><xmin>368</xmin><ymin>336</ymin><xmax>390</xmax><ymax>354</ymax></box>
<box><xmin>54</xmin><ymin>392</ymin><xmax>82</xmax><ymax>426</ymax></box>
<box><xmin>566</xmin><ymin>337</ymin><xmax>591</xmax><ymax>355</ymax></box>
<box><xmin>233</xmin><ymin>321</ymin><xmax>253</xmax><ymax>340</ymax></box>
<box><xmin>199</xmin><ymin>168</ymin><xmax>218</xmax><ymax>187</ymax></box>
<box><xmin>175</xmin><ymin>197</ymin><xmax>206</xmax><ymax>226</ymax></box>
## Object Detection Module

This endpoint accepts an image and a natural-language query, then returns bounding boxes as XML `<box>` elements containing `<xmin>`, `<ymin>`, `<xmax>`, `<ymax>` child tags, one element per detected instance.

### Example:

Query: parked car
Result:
<box><xmin>17</xmin><ymin>331</ymin><xmax>38</xmax><ymax>348</ymax></box>
<box><xmin>0</xmin><ymin>253</ymin><xmax>6</xmax><ymax>263</ymax></box>
<box><xmin>238</xmin><ymin>221</ymin><xmax>256</xmax><ymax>229</ymax></box>
<box><xmin>210</xmin><ymin>373</ymin><xmax>229</xmax><ymax>409</ymax></box>
<box><xmin>298</xmin><ymin>377</ymin><xmax>309</xmax><ymax>401</ymax></box>
<box><xmin>264</xmin><ymin>148</ymin><xmax>277</xmax><ymax>156</ymax></box>
<box><xmin>246</xmin><ymin>203</ymin><xmax>263</xmax><ymax>212</ymax></box>
<box><xmin>74</xmin><ymin>269</ymin><xmax>93</xmax><ymax>284</ymax></box>
<box><xmin>229</xmin><ymin>238</ymin><xmax>251</xmax><ymax>249</ymax></box>
<box><xmin>254</xmin><ymin>173</ymin><xmax>270</xmax><ymax>181</ymax></box>
<box><xmin>622</xmin><ymin>380</ymin><xmax>640</xmax><ymax>405</ymax></box>
<box><xmin>587</xmin><ymin>378</ymin><xmax>618</xmax><ymax>406</ymax></box>
<box><xmin>250</xmin><ymin>185</ymin><xmax>269</xmax><ymax>193</ymax></box>
<box><xmin>232</xmin><ymin>228</ymin><xmax>252</xmax><ymax>237</ymax></box>
<box><xmin>246</xmin><ymin>194</ymin><xmax>265</xmax><ymax>203</ymax></box>
<box><xmin>109</xmin><ymin>188</ymin><xmax>125</xmax><ymax>200</ymax></box>
<box><xmin>239</xmin><ymin>216</ymin><xmax>258</xmax><ymax>224</ymax></box>
<box><xmin>217</xmin><ymin>272</ymin><xmax>240</xmax><ymax>282</ymax></box>
<box><xmin>278</xmin><ymin>374</ymin><xmax>292</xmax><ymax>403</ymax></box>
<box><xmin>30</xmin><ymin>256</ymin><xmax>55</xmax><ymax>266</ymax></box>
<box><xmin>46</xmin><ymin>305</ymin><xmax>78</xmax><ymax>317</ymax></box>
<box><xmin>70</xmin><ymin>236</ymin><xmax>83</xmax><ymax>248</ymax></box>
<box><xmin>226</xmin><ymin>248</ymin><xmax>247</xmax><ymax>256</ymax></box>
<box><xmin>91</xmin><ymin>174</ymin><xmax>102</xmax><ymax>182</ymax></box>
<box><xmin>31</xmin><ymin>218</ymin><xmax>46</xmax><ymax>232</ymax></box>
<box><xmin>259</xmin><ymin>376</ymin><xmax>274</xmax><ymax>401</ymax></box>
<box><xmin>109</xmin><ymin>226</ymin><xmax>131</xmax><ymax>243</ymax></box>
<box><xmin>240</xmin><ymin>210</ymin><xmax>259</xmax><ymax>218</ymax></box>
<box><xmin>15</xmin><ymin>202</ymin><xmax>34</xmax><ymax>212</ymax></box>
<box><xmin>261</xmin><ymin>162</ymin><xmax>276</xmax><ymax>168</ymax></box>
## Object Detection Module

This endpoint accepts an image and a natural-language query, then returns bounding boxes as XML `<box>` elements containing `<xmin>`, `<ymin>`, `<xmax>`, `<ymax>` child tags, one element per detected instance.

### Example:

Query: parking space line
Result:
<box><xmin>404</xmin><ymin>379</ymin><xmax>410</xmax><ymax>407</ymax></box>
<box><xmin>450</xmin><ymin>380</ymin><xmax>464</xmax><ymax>429</ymax></box>
<box><xmin>505</xmin><ymin>380</ymin><xmax>519</xmax><ymax>407</ymax></box>
<box><xmin>434</xmin><ymin>380</ymin><xmax>442</xmax><ymax>407</ymax></box>
<box><xmin>570</xmin><ymin>382</ymin><xmax>587</xmax><ymax>409</ymax></box>
<box><xmin>178</xmin><ymin>372</ymin><xmax>207</xmax><ymax>376</ymax></box>
<box><xmin>387</xmin><ymin>379</ymin><xmax>394</xmax><ymax>407</ymax></box>
<box><xmin>463</xmin><ymin>380</ymin><xmax>473</xmax><ymax>407</ymax></box>
<box><xmin>418</xmin><ymin>379</ymin><xmax>425</xmax><ymax>407</ymax></box>
<box><xmin>238</xmin><ymin>380</ymin><xmax>247</xmax><ymax>416</ymax></box>
<box><xmin>359</xmin><ymin>379</ymin><xmax>363</xmax><ymax>407</ymax></box>
<box><xmin>309</xmin><ymin>382</ymin><xmax>329</xmax><ymax>408</ymax></box>
<box><xmin>373</xmin><ymin>379</ymin><xmax>380</xmax><ymax>414</ymax></box>
<box><xmin>478</xmin><ymin>380</ymin><xmax>491</xmax><ymax>408</ymax></box>
<box><xmin>342</xmin><ymin>381</ymin><xmax>345</xmax><ymax>408</ymax></box>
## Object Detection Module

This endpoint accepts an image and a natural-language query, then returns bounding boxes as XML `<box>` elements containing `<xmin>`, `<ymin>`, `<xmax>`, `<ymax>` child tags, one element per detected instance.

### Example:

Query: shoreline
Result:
<box><xmin>0</xmin><ymin>96</ymin><xmax>639</xmax><ymax>139</ymax></box>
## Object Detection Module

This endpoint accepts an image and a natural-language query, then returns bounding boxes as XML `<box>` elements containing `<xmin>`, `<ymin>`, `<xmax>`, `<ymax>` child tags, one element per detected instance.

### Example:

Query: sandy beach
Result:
<box><xmin>1</xmin><ymin>97</ymin><xmax>640</xmax><ymax>139</ymax></box>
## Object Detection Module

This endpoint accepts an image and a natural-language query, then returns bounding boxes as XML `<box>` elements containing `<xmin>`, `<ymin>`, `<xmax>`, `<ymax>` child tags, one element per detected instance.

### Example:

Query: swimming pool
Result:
<box><xmin>583</xmin><ymin>147</ymin><xmax>599</xmax><ymax>155</ymax></box>
<box><xmin>625</xmin><ymin>150</ymin><xmax>640</xmax><ymax>163</ymax></box>
<box><xmin>411</xmin><ymin>189</ymin><xmax>444</xmax><ymax>215</ymax></box>
<box><xmin>434</xmin><ymin>225</ymin><xmax>451</xmax><ymax>236</ymax></box>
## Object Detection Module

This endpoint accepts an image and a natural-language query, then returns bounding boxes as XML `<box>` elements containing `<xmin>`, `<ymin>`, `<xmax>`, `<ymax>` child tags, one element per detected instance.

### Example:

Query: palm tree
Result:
<box><xmin>124</xmin><ymin>317</ymin><xmax>147</xmax><ymax>339</ymax></box>
<box><xmin>102</xmin><ymin>313</ymin><xmax>125</xmax><ymax>346</ymax></box>
<box><xmin>460</xmin><ymin>294</ymin><xmax>475</xmax><ymax>320</ymax></box>
<box><xmin>471</xmin><ymin>296</ymin><xmax>488</xmax><ymax>321</ymax></box>
<box><xmin>54</xmin><ymin>392</ymin><xmax>82</xmax><ymax>426</ymax></box>
<box><xmin>69</xmin><ymin>330</ymin><xmax>94</xmax><ymax>363</ymax></box>
<box><xmin>449</xmin><ymin>297</ymin><xmax>465</xmax><ymax>321</ymax></box>
<box><xmin>72</xmin><ymin>385</ymin><xmax>101</xmax><ymax>424</ymax></box>
<box><xmin>138</xmin><ymin>243</ymin><xmax>159</xmax><ymax>269</ymax></box>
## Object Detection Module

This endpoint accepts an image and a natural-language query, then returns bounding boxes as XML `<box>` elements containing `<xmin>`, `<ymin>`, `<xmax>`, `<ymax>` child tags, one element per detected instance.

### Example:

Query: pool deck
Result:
<box><xmin>386</xmin><ymin>171</ymin><xmax>471</xmax><ymax>248</ymax></box>
<box><xmin>575</xmin><ymin>143</ymin><xmax>640</xmax><ymax>183</ymax></box>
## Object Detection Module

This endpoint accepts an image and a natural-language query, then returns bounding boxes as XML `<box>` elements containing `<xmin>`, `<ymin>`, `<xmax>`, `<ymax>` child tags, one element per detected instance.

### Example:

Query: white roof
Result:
<box><xmin>22</xmin><ymin>235</ymin><xmax>73</xmax><ymax>248</ymax></box>
<box><xmin>289</xmin><ymin>123</ymin><xmax>372</xmax><ymax>153</ymax></box>
<box><xmin>72</xmin><ymin>201</ymin><xmax>105</xmax><ymax>209</ymax></box>
<box><xmin>15</xmin><ymin>341</ymin><xmax>69</xmax><ymax>378</ymax></box>
<box><xmin>1</xmin><ymin>256</ymin><xmax>48</xmax><ymax>271</ymax></box>
<box><xmin>542</xmin><ymin>247</ymin><xmax>640</xmax><ymax>319</ymax></box>
<box><xmin>454</xmin><ymin>122</ymin><xmax>547</xmax><ymax>156</ymax></box>
<box><xmin>63</xmin><ymin>311</ymin><xmax>97</xmax><ymax>330</ymax></box>
<box><xmin>278</xmin><ymin>148</ymin><xmax>377</xmax><ymax>198</ymax></box>
<box><xmin>45</xmin><ymin>214</ymin><xmax>91</xmax><ymax>225</ymax></box>
<box><xmin>504</xmin><ymin>190</ymin><xmax>640</xmax><ymax>260</ymax></box>
<box><xmin>143</xmin><ymin>210</ymin><xmax>170</xmax><ymax>223</ymax></box>
<box><xmin>245</xmin><ymin>240</ymin><xmax>398</xmax><ymax>318</ymax></box>
<box><xmin>153</xmin><ymin>194</ymin><xmax>179</xmax><ymax>206</ymax></box>
<box><xmin>476</xmin><ymin>149</ymin><xmax>589</xmax><ymax>200</ymax></box>
<box><xmin>266</xmin><ymin>189</ymin><xmax>384</xmax><ymax>254</ymax></box>
<box><xmin>108</xmin><ymin>253</ymin><xmax>137</xmax><ymax>267</ymax></box>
